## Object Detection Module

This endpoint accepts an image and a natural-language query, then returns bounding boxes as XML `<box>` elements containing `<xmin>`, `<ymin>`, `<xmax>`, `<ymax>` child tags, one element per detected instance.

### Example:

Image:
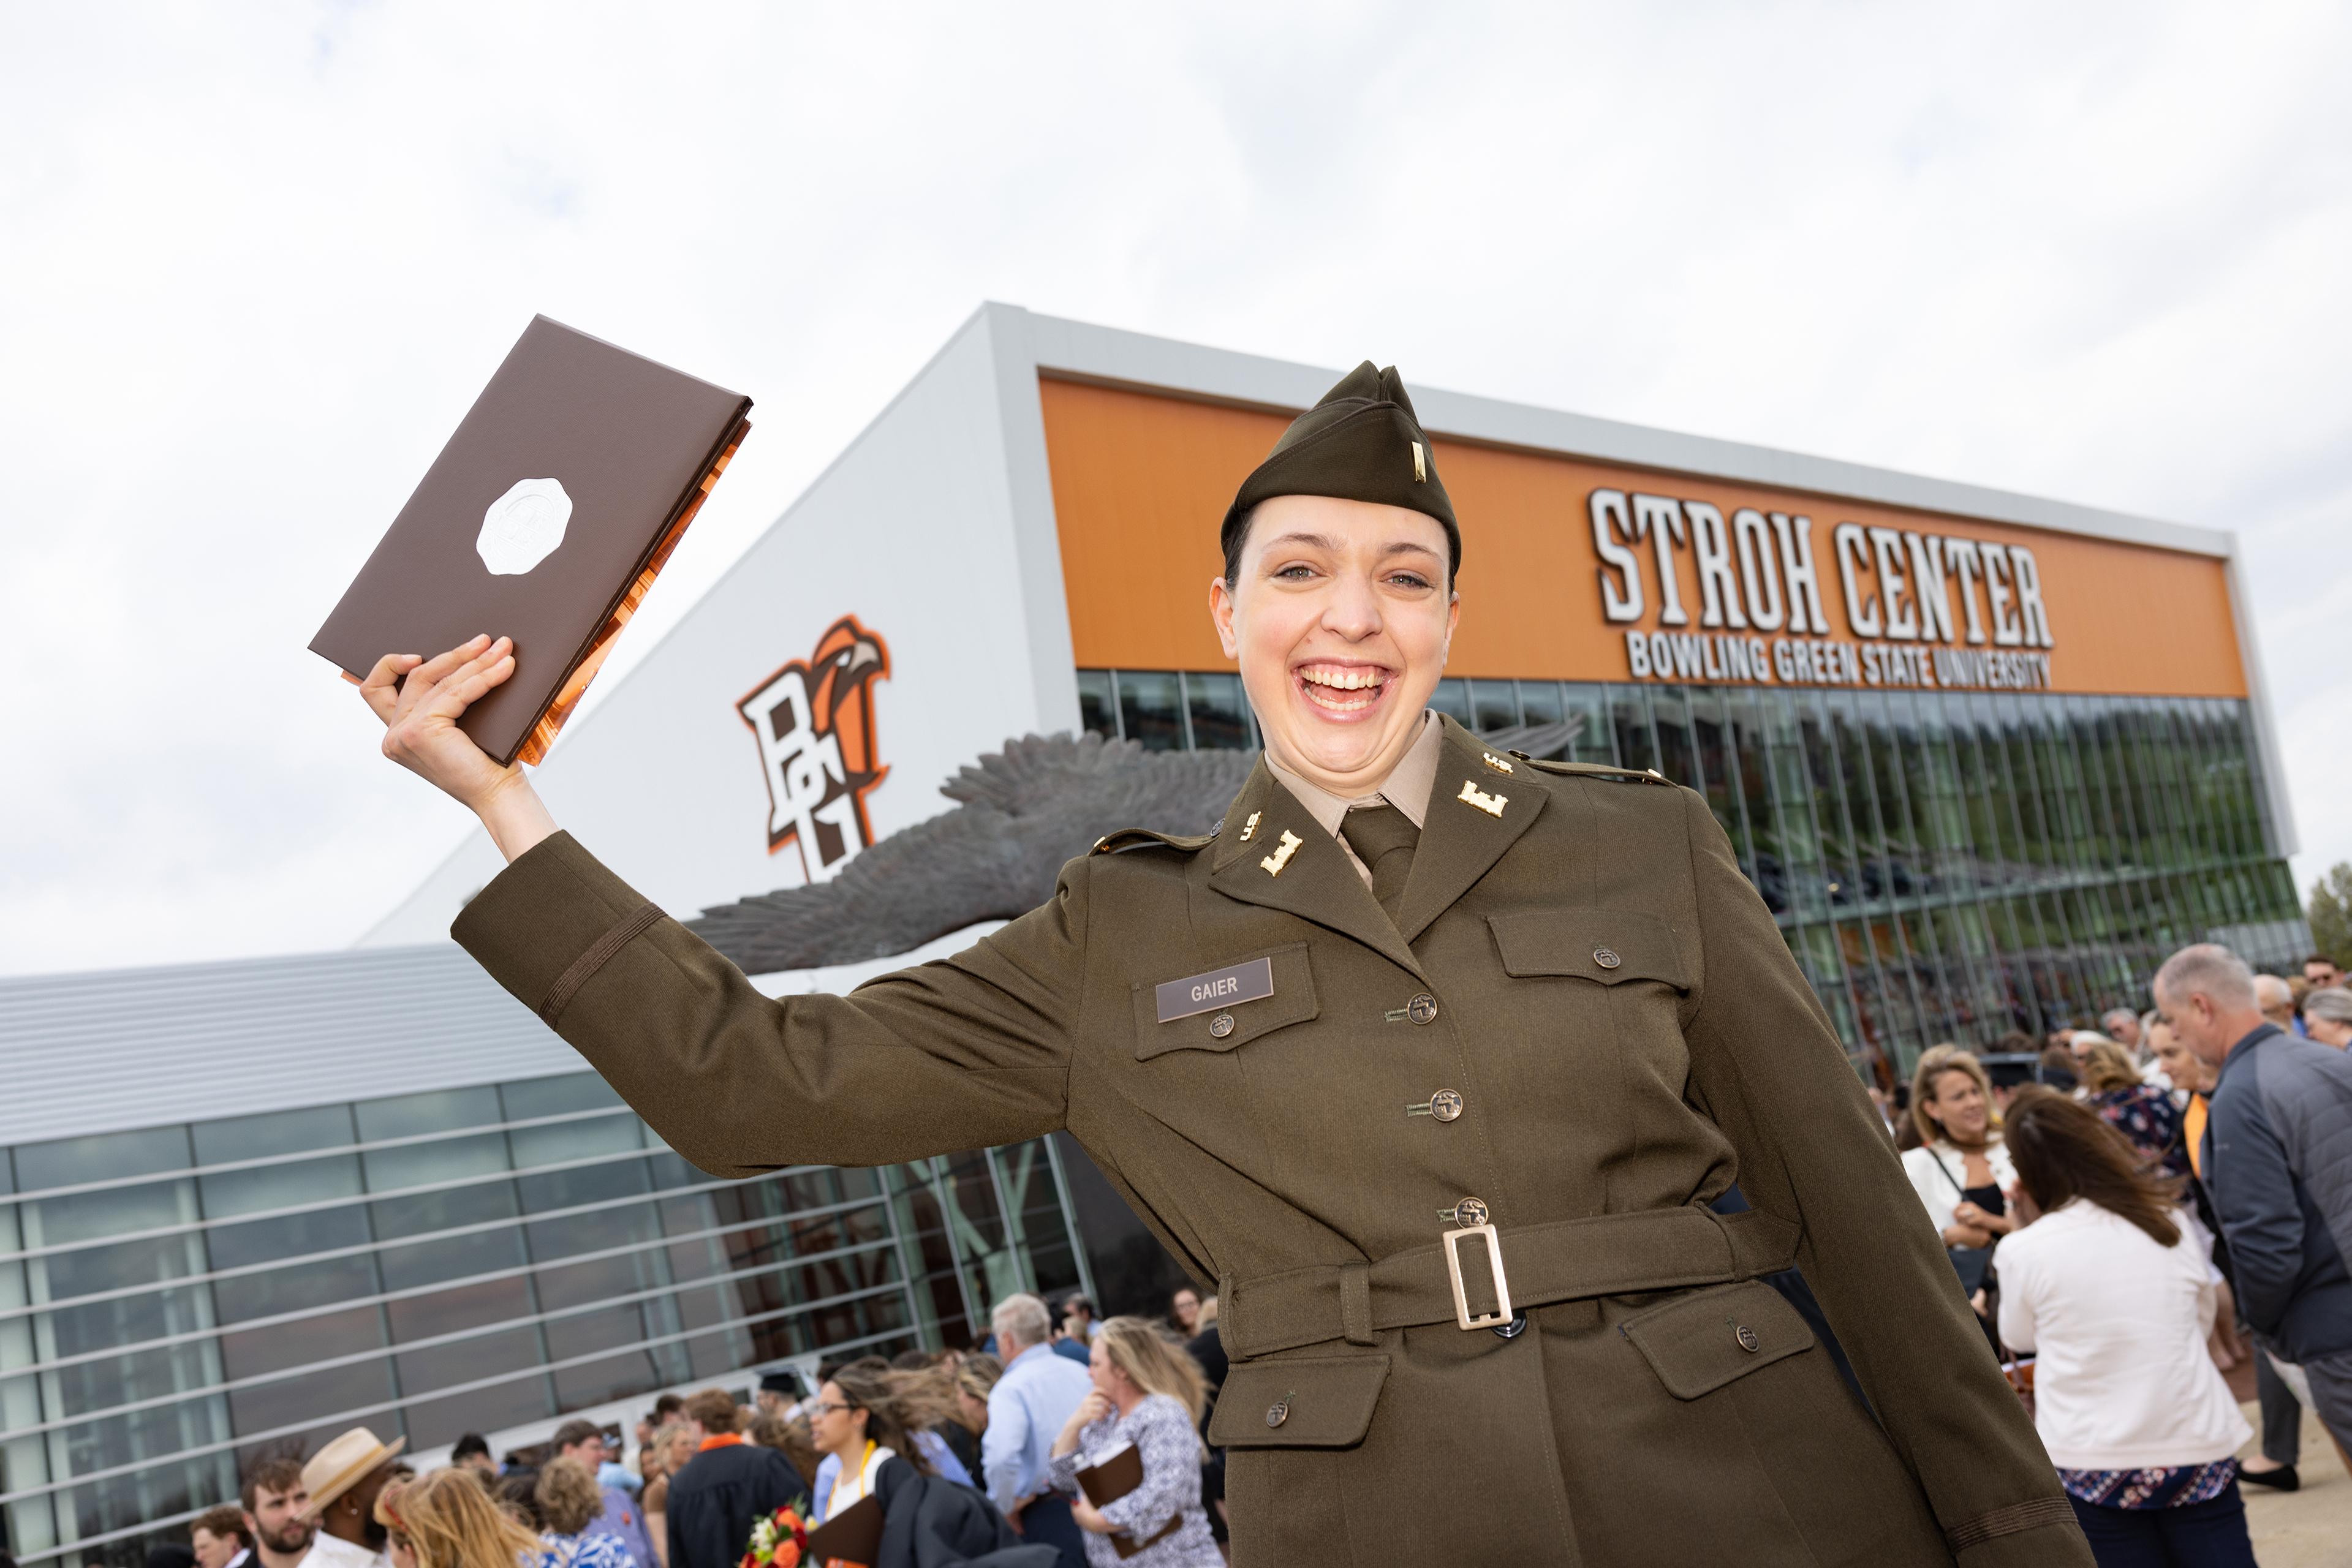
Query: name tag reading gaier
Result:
<box><xmin>1155</xmin><ymin>957</ymin><xmax>1276</xmax><ymax>1023</ymax></box>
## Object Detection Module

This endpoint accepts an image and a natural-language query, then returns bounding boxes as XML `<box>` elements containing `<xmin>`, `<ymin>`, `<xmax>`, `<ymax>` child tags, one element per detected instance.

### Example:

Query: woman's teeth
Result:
<box><xmin>1298</xmin><ymin>666</ymin><xmax>1386</xmax><ymax>712</ymax></box>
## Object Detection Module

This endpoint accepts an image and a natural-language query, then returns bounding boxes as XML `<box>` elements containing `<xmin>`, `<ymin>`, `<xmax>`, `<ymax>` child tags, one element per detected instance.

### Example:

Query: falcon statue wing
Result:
<box><xmin>689</xmin><ymin>733</ymin><xmax>1257</xmax><ymax>973</ymax></box>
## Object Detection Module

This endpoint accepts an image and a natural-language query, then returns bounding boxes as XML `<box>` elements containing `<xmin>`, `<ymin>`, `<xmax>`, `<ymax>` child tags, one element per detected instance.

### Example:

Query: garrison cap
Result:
<box><xmin>1220</xmin><ymin>361</ymin><xmax>1459</xmax><ymax>576</ymax></box>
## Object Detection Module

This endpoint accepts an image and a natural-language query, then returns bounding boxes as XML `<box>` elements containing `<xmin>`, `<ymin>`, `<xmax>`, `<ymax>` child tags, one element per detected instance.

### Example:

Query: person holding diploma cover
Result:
<box><xmin>1042</xmin><ymin>1317</ymin><xmax>1217</xmax><ymax>1567</ymax></box>
<box><xmin>360</xmin><ymin>363</ymin><xmax>2090</xmax><ymax>1566</ymax></box>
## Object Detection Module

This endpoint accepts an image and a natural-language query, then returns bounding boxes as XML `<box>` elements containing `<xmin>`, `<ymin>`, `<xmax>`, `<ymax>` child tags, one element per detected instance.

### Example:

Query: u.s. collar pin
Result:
<box><xmin>1480</xmin><ymin>750</ymin><xmax>1514</xmax><ymax>775</ymax></box>
<box><xmin>1458</xmin><ymin>780</ymin><xmax>1507</xmax><ymax>818</ymax></box>
<box><xmin>1260</xmin><ymin>829</ymin><xmax>1303</xmax><ymax>876</ymax></box>
<box><xmin>1238</xmin><ymin>810</ymin><xmax>1261</xmax><ymax>842</ymax></box>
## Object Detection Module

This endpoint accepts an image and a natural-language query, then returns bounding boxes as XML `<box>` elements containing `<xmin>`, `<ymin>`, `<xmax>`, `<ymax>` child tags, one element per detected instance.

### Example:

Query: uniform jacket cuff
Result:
<box><xmin>450</xmin><ymin>831</ymin><xmax>660</xmax><ymax>1022</ymax></box>
<box><xmin>1947</xmin><ymin>1496</ymin><xmax>2085</xmax><ymax>1564</ymax></box>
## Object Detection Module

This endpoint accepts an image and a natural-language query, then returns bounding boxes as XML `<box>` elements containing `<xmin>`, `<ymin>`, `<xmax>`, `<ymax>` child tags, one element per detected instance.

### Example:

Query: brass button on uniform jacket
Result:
<box><xmin>453</xmin><ymin>715</ymin><xmax>2089</xmax><ymax>1567</ymax></box>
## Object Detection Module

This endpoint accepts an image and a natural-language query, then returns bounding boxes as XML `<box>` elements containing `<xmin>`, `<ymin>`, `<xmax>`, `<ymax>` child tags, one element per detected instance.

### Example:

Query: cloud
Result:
<box><xmin>2</xmin><ymin>0</ymin><xmax>2346</xmax><ymax>974</ymax></box>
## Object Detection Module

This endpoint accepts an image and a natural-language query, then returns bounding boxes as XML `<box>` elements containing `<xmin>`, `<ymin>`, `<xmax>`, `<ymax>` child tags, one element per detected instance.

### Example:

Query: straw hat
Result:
<box><xmin>298</xmin><ymin>1427</ymin><xmax>407</xmax><ymax>1519</ymax></box>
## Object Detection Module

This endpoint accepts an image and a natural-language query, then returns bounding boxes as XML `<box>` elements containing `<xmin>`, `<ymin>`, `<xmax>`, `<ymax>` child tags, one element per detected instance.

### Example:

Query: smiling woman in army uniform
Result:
<box><xmin>360</xmin><ymin>364</ymin><xmax>2091</xmax><ymax>1567</ymax></box>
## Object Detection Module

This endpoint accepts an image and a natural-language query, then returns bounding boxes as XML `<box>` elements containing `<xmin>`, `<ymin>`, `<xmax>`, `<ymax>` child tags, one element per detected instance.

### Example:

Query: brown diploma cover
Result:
<box><xmin>311</xmin><ymin>315</ymin><xmax>752</xmax><ymax>766</ymax></box>
<box><xmin>801</xmin><ymin>1493</ymin><xmax>883</xmax><ymax>1566</ymax></box>
<box><xmin>1075</xmin><ymin>1441</ymin><xmax>1182</xmax><ymax>1559</ymax></box>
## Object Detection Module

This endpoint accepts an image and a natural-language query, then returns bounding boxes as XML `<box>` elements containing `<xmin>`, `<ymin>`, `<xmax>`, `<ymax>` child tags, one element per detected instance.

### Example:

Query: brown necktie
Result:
<box><xmin>1340</xmin><ymin>804</ymin><xmax>1420</xmax><ymax>921</ymax></box>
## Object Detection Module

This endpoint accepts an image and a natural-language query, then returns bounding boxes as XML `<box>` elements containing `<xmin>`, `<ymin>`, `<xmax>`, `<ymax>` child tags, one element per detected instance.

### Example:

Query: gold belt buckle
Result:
<box><xmin>1442</xmin><ymin>1223</ymin><xmax>1511</xmax><ymax>1331</ymax></box>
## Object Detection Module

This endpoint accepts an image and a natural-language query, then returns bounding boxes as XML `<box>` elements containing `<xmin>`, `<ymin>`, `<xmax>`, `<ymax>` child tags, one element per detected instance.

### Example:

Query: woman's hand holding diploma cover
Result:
<box><xmin>311</xmin><ymin>315</ymin><xmax>752</xmax><ymax>766</ymax></box>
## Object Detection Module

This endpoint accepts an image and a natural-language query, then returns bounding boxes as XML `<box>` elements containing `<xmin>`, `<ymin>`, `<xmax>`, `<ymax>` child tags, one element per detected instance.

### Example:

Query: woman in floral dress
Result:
<box><xmin>532</xmin><ymin>1460</ymin><xmax>634</xmax><ymax>1568</ymax></box>
<box><xmin>1046</xmin><ymin>1318</ymin><xmax>1221</xmax><ymax>1568</ymax></box>
<box><xmin>2077</xmin><ymin>1039</ymin><xmax>2187</xmax><ymax>1180</ymax></box>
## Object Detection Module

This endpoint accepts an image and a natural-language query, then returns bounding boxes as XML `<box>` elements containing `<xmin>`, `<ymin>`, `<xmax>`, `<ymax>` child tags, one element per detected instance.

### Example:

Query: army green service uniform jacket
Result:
<box><xmin>453</xmin><ymin>715</ymin><xmax>2089</xmax><ymax>1567</ymax></box>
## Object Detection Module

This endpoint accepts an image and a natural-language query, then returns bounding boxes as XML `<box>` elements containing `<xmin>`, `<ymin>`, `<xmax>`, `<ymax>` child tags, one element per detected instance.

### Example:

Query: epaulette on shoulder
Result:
<box><xmin>1510</xmin><ymin>753</ymin><xmax>1677</xmax><ymax>787</ymax></box>
<box><xmin>1090</xmin><ymin>826</ymin><xmax>1219</xmax><ymax>856</ymax></box>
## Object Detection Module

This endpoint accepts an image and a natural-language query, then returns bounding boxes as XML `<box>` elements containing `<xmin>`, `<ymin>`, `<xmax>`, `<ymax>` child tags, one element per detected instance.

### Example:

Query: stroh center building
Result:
<box><xmin>0</xmin><ymin>306</ymin><xmax>2304</xmax><ymax>1568</ymax></box>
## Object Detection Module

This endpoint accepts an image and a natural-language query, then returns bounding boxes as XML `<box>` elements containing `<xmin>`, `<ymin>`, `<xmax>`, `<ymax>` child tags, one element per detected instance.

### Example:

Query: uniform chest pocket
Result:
<box><xmin>1487</xmin><ymin>908</ymin><xmax>1688</xmax><ymax>990</ymax></box>
<box><xmin>1132</xmin><ymin>942</ymin><xmax>1320</xmax><ymax>1060</ymax></box>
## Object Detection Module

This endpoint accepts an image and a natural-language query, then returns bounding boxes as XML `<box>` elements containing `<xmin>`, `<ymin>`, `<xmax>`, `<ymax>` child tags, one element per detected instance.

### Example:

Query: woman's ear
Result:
<box><xmin>1209</xmin><ymin>577</ymin><xmax>1240</xmax><ymax>660</ymax></box>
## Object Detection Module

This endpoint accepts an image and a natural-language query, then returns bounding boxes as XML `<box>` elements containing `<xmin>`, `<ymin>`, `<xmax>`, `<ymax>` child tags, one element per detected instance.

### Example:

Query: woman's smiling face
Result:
<box><xmin>1211</xmin><ymin>493</ymin><xmax>1457</xmax><ymax>796</ymax></box>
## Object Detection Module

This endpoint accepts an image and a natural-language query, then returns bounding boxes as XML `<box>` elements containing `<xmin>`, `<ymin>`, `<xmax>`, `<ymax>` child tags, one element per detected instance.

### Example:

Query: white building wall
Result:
<box><xmin>363</xmin><ymin>306</ymin><xmax>1075</xmax><ymax>945</ymax></box>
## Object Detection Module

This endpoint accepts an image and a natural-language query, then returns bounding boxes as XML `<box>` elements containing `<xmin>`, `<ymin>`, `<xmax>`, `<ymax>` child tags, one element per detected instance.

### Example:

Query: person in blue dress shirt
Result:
<box><xmin>982</xmin><ymin>1294</ymin><xmax>1093</xmax><ymax>1568</ymax></box>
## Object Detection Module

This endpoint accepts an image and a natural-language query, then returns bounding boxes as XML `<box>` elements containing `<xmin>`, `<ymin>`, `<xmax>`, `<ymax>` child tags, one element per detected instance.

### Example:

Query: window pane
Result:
<box><xmin>1721</xmin><ymin>689</ymin><xmax>1786</xmax><ymax>914</ymax></box>
<box><xmin>1075</xmin><ymin>670</ymin><xmax>1117</xmax><ymax>740</ymax></box>
<box><xmin>1794</xmin><ymin>692</ymin><xmax>1860</xmax><ymax>910</ymax></box>
<box><xmin>1651</xmin><ymin>685</ymin><xmax>1700</xmax><ymax>792</ymax></box>
<box><xmin>1429</xmin><ymin>677</ymin><xmax>1472</xmax><ymax>725</ymax></box>
<box><xmin>15</xmin><ymin>1128</ymin><xmax>192</xmax><ymax>1194</ymax></box>
<box><xmin>1114</xmin><ymin>671</ymin><xmax>1184</xmax><ymax>752</ymax></box>
<box><xmin>1607</xmin><ymin>685</ymin><xmax>1657</xmax><ymax>775</ymax></box>
<box><xmin>1468</xmin><ymin>679</ymin><xmax>1520</xmax><ymax>733</ymax></box>
<box><xmin>1517</xmin><ymin>681</ymin><xmax>1564</xmax><ymax>727</ymax></box>
<box><xmin>1184</xmin><ymin>671</ymin><xmax>1254</xmax><ymax>751</ymax></box>
<box><xmin>355</xmin><ymin>1086</ymin><xmax>502</xmax><ymax>1144</ymax></box>
<box><xmin>1761</xmin><ymin>690</ymin><xmax>1828</xmax><ymax>921</ymax></box>
<box><xmin>499</xmin><ymin>1072</ymin><xmax>624</xmax><ymax>1123</ymax></box>
<box><xmin>1563</xmin><ymin>684</ymin><xmax>1616</xmax><ymax>765</ymax></box>
<box><xmin>220</xmin><ymin>1303</ymin><xmax>396</xmax><ymax>1454</ymax></box>
<box><xmin>1685</xmin><ymin>688</ymin><xmax>1744</xmax><ymax>866</ymax></box>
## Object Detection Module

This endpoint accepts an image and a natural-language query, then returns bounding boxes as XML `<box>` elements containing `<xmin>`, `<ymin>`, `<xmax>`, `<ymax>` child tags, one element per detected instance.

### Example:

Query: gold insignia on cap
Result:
<box><xmin>1458</xmin><ymin>780</ymin><xmax>1507</xmax><ymax>818</ymax></box>
<box><xmin>1238</xmin><ymin>810</ymin><xmax>1261</xmax><ymax>842</ymax></box>
<box><xmin>1411</xmin><ymin>440</ymin><xmax>1426</xmax><ymax>483</ymax></box>
<box><xmin>1260</xmin><ymin>829</ymin><xmax>1303</xmax><ymax>876</ymax></box>
<box><xmin>1480</xmin><ymin>750</ymin><xmax>1514</xmax><ymax>775</ymax></box>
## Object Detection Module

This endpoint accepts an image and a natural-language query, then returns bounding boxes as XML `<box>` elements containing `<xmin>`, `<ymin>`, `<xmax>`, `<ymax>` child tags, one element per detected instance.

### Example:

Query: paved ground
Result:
<box><xmin>2239</xmin><ymin>1401</ymin><xmax>2349</xmax><ymax>1567</ymax></box>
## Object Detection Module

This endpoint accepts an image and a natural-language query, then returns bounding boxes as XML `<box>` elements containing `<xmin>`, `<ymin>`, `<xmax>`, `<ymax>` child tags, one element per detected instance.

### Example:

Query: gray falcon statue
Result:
<box><xmin>688</xmin><ymin>720</ymin><xmax>1589</xmax><ymax>974</ymax></box>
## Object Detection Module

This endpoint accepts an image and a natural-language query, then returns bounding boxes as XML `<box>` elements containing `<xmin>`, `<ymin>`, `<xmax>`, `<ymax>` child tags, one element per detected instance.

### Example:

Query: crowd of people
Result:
<box><xmin>1894</xmin><ymin>945</ymin><xmax>2352</xmax><ymax>1566</ymax></box>
<box><xmin>134</xmin><ymin>1289</ymin><xmax>1231</xmax><ymax>1568</ymax></box>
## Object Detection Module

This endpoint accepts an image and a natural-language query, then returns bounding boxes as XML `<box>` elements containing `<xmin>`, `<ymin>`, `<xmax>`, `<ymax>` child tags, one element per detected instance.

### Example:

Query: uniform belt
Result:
<box><xmin>1219</xmin><ymin>1206</ymin><xmax>1801</xmax><ymax>1360</ymax></box>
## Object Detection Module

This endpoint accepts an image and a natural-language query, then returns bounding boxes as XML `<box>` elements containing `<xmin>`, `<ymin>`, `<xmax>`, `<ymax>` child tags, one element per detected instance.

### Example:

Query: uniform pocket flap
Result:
<box><xmin>1620</xmin><ymin>1280</ymin><xmax>1814</xmax><ymax>1400</ymax></box>
<box><xmin>1207</xmin><ymin>1354</ymin><xmax>1388</xmax><ymax>1449</ymax></box>
<box><xmin>1132</xmin><ymin>943</ymin><xmax>1318</xmax><ymax>1060</ymax></box>
<box><xmin>1488</xmin><ymin>908</ymin><xmax>1688</xmax><ymax>988</ymax></box>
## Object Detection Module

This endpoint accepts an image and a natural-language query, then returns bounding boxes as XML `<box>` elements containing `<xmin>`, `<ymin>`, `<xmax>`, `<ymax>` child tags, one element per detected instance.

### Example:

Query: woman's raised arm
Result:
<box><xmin>358</xmin><ymin>636</ymin><xmax>1082</xmax><ymax>1175</ymax></box>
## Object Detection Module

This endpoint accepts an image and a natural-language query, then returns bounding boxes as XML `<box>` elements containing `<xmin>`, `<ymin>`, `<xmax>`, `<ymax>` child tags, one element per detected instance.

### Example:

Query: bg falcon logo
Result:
<box><xmin>737</xmin><ymin>616</ymin><xmax>891</xmax><ymax>882</ymax></box>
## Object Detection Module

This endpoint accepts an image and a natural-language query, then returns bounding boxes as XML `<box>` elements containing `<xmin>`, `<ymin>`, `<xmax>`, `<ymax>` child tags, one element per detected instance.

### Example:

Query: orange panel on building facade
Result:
<box><xmin>1038</xmin><ymin>377</ymin><xmax>2247</xmax><ymax>699</ymax></box>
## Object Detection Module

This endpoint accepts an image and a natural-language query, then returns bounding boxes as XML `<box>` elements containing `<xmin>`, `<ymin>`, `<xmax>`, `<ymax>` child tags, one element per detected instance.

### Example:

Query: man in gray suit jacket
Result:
<box><xmin>2158</xmin><ymin>944</ymin><xmax>2352</xmax><ymax>1469</ymax></box>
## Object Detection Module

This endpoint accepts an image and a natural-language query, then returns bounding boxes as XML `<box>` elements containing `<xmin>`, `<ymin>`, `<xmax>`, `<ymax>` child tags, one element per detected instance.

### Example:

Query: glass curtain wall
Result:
<box><xmin>0</xmin><ymin>1074</ymin><xmax>1086</xmax><ymax>1568</ymax></box>
<box><xmin>1079</xmin><ymin>670</ymin><xmax>2308</xmax><ymax>1084</ymax></box>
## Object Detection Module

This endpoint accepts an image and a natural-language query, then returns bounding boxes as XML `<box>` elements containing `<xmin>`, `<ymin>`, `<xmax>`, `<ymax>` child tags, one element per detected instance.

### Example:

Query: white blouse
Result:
<box><xmin>1995</xmin><ymin>1199</ymin><xmax>2251</xmax><ymax>1468</ymax></box>
<box><xmin>1900</xmin><ymin>1139</ymin><xmax>2017</xmax><ymax>1240</ymax></box>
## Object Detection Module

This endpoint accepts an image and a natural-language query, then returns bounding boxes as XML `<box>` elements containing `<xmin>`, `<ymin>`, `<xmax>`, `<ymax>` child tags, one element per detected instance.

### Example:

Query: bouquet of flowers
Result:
<box><xmin>740</xmin><ymin>1502</ymin><xmax>809</xmax><ymax>1568</ymax></box>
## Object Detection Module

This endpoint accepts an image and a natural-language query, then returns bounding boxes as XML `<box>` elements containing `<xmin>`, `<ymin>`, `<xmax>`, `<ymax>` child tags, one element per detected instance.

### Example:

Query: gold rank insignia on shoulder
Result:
<box><xmin>1479</xmin><ymin>750</ymin><xmax>1514</xmax><ymax>775</ymax></box>
<box><xmin>1260</xmin><ymin>828</ymin><xmax>1303</xmax><ymax>876</ymax></box>
<box><xmin>1238</xmin><ymin>810</ymin><xmax>1260</xmax><ymax>842</ymax></box>
<box><xmin>1458</xmin><ymin>779</ymin><xmax>1507</xmax><ymax>817</ymax></box>
<box><xmin>1410</xmin><ymin>440</ymin><xmax>1427</xmax><ymax>483</ymax></box>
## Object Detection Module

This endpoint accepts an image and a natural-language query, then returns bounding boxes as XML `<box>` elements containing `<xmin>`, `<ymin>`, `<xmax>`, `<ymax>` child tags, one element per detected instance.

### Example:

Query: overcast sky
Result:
<box><xmin>4</xmin><ymin>2</ymin><xmax>2348</xmax><ymax>978</ymax></box>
